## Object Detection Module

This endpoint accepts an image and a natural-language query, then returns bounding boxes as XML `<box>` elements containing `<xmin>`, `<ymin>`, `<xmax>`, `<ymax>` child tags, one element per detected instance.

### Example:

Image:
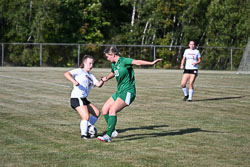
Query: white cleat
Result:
<box><xmin>97</xmin><ymin>134</ymin><xmax>112</xmax><ymax>143</ymax></box>
<box><xmin>111</xmin><ymin>130</ymin><xmax>119</xmax><ymax>138</ymax></box>
<box><xmin>81</xmin><ymin>135</ymin><xmax>89</xmax><ymax>140</ymax></box>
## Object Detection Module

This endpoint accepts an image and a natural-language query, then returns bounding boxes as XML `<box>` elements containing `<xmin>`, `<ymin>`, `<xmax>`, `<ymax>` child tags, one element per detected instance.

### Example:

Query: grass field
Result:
<box><xmin>0</xmin><ymin>67</ymin><xmax>250</xmax><ymax>167</ymax></box>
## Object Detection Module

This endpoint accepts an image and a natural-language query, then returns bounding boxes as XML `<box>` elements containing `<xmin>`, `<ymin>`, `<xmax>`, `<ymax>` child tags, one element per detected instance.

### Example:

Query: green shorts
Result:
<box><xmin>112</xmin><ymin>91</ymin><xmax>136</xmax><ymax>105</ymax></box>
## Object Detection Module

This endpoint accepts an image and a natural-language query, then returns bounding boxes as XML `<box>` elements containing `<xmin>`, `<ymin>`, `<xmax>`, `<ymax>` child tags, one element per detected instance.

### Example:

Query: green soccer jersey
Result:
<box><xmin>111</xmin><ymin>57</ymin><xmax>136</xmax><ymax>93</ymax></box>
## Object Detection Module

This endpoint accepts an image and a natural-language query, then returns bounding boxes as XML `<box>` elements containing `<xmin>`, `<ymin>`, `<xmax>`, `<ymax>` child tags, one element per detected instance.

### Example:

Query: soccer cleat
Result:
<box><xmin>81</xmin><ymin>135</ymin><xmax>89</xmax><ymax>140</ymax></box>
<box><xmin>183</xmin><ymin>95</ymin><xmax>189</xmax><ymax>101</ymax></box>
<box><xmin>111</xmin><ymin>130</ymin><xmax>119</xmax><ymax>138</ymax></box>
<box><xmin>188</xmin><ymin>99</ymin><xmax>192</xmax><ymax>102</ymax></box>
<box><xmin>97</xmin><ymin>134</ymin><xmax>112</xmax><ymax>143</ymax></box>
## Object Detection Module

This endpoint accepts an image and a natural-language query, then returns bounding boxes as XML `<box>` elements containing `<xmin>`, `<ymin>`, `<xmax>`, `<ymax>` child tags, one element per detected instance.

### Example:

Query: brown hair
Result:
<box><xmin>103</xmin><ymin>46</ymin><xmax>120</xmax><ymax>56</ymax></box>
<box><xmin>79</xmin><ymin>55</ymin><xmax>94</xmax><ymax>68</ymax></box>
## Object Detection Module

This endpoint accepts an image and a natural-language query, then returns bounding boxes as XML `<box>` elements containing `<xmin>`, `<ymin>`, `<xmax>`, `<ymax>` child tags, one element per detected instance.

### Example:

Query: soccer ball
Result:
<box><xmin>88</xmin><ymin>125</ymin><xmax>97</xmax><ymax>138</ymax></box>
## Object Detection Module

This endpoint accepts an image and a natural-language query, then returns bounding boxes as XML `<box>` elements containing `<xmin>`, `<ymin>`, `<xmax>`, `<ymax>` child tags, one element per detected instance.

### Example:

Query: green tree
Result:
<box><xmin>203</xmin><ymin>0</ymin><xmax>250</xmax><ymax>69</ymax></box>
<box><xmin>0</xmin><ymin>0</ymin><xmax>111</xmax><ymax>66</ymax></box>
<box><xmin>180</xmin><ymin>0</ymin><xmax>212</xmax><ymax>46</ymax></box>
<box><xmin>1</xmin><ymin>0</ymin><xmax>249</xmax><ymax>68</ymax></box>
<box><xmin>100</xmin><ymin>0</ymin><xmax>131</xmax><ymax>43</ymax></box>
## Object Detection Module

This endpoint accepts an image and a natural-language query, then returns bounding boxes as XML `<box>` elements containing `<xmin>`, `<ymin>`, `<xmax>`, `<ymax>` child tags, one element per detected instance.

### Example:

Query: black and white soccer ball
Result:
<box><xmin>88</xmin><ymin>125</ymin><xmax>97</xmax><ymax>138</ymax></box>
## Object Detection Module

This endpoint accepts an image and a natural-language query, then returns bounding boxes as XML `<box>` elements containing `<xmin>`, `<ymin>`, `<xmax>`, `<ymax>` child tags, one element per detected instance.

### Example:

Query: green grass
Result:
<box><xmin>0</xmin><ymin>67</ymin><xmax>250</xmax><ymax>167</ymax></box>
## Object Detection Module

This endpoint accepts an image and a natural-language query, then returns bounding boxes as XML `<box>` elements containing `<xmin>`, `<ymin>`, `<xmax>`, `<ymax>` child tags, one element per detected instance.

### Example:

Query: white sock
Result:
<box><xmin>88</xmin><ymin>115</ymin><xmax>98</xmax><ymax>125</ymax></box>
<box><xmin>189</xmin><ymin>89</ymin><xmax>194</xmax><ymax>100</ymax></box>
<box><xmin>80</xmin><ymin>120</ymin><xmax>88</xmax><ymax>136</ymax></box>
<box><xmin>182</xmin><ymin>87</ymin><xmax>188</xmax><ymax>96</ymax></box>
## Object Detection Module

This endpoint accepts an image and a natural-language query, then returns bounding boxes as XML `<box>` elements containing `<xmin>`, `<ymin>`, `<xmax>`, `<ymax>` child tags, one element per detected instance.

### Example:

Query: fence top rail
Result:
<box><xmin>0</xmin><ymin>42</ymin><xmax>244</xmax><ymax>50</ymax></box>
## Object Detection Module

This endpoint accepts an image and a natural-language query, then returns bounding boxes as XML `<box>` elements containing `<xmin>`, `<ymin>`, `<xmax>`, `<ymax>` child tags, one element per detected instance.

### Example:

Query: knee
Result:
<box><xmin>81</xmin><ymin>115</ymin><xmax>89</xmax><ymax>121</ymax></box>
<box><xmin>181</xmin><ymin>83</ymin><xmax>186</xmax><ymax>88</ymax></box>
<box><xmin>109</xmin><ymin>107</ymin><xmax>117</xmax><ymax>115</ymax></box>
<box><xmin>102</xmin><ymin>106</ymin><xmax>109</xmax><ymax>115</ymax></box>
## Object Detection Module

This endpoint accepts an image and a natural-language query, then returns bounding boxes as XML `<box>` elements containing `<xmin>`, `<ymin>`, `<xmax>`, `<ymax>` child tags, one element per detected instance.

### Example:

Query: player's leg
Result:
<box><xmin>100</xmin><ymin>96</ymin><xmax>119</xmax><ymax>138</ymax></box>
<box><xmin>102</xmin><ymin>96</ymin><xmax>115</xmax><ymax>125</ymax></box>
<box><xmin>106</xmin><ymin>97</ymin><xmax>128</xmax><ymax>135</ymax></box>
<box><xmin>109</xmin><ymin>97</ymin><xmax>129</xmax><ymax>115</ymax></box>
<box><xmin>98</xmin><ymin>91</ymin><xmax>135</xmax><ymax>142</ymax></box>
<box><xmin>97</xmin><ymin>98</ymin><xmax>127</xmax><ymax>142</ymax></box>
<box><xmin>181</xmin><ymin>74</ymin><xmax>190</xmax><ymax>101</ymax></box>
<box><xmin>188</xmin><ymin>74</ymin><xmax>197</xmax><ymax>101</ymax></box>
<box><xmin>87</xmin><ymin>103</ymin><xmax>100</xmax><ymax>125</ymax></box>
<box><xmin>75</xmin><ymin>105</ymin><xmax>90</xmax><ymax>139</ymax></box>
<box><xmin>106</xmin><ymin>91</ymin><xmax>135</xmax><ymax>137</ymax></box>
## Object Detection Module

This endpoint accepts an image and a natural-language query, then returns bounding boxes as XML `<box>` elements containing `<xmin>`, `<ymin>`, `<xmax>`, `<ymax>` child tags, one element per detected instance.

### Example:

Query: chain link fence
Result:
<box><xmin>0</xmin><ymin>43</ymin><xmax>244</xmax><ymax>70</ymax></box>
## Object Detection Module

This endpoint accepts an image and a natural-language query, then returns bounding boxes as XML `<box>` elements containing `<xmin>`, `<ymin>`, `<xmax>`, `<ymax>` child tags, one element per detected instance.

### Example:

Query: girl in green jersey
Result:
<box><xmin>97</xmin><ymin>46</ymin><xmax>162</xmax><ymax>142</ymax></box>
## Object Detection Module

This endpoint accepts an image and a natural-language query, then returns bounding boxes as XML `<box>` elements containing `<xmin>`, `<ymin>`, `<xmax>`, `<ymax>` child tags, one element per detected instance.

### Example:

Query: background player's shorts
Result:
<box><xmin>112</xmin><ymin>91</ymin><xmax>136</xmax><ymax>105</ymax></box>
<box><xmin>183</xmin><ymin>69</ymin><xmax>198</xmax><ymax>76</ymax></box>
<box><xmin>70</xmin><ymin>97</ymin><xmax>90</xmax><ymax>110</ymax></box>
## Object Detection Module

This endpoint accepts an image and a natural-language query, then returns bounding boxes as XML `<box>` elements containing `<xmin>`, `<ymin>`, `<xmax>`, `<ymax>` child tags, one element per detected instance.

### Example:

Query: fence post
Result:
<box><xmin>40</xmin><ymin>44</ymin><xmax>42</xmax><ymax>67</ymax></box>
<box><xmin>231</xmin><ymin>48</ymin><xmax>233</xmax><ymax>70</ymax></box>
<box><xmin>1</xmin><ymin>43</ymin><xmax>4</xmax><ymax>66</ymax></box>
<box><xmin>78</xmin><ymin>45</ymin><xmax>80</xmax><ymax>67</ymax></box>
<box><xmin>153</xmin><ymin>45</ymin><xmax>156</xmax><ymax>69</ymax></box>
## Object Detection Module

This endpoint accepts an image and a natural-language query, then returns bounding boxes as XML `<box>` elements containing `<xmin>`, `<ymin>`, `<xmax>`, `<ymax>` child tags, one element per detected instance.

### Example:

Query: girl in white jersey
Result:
<box><xmin>180</xmin><ymin>41</ymin><xmax>201</xmax><ymax>102</ymax></box>
<box><xmin>64</xmin><ymin>55</ymin><xmax>104</xmax><ymax>139</ymax></box>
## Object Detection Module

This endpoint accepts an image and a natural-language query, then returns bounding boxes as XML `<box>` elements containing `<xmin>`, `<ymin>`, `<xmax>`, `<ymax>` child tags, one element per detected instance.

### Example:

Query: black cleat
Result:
<box><xmin>188</xmin><ymin>100</ymin><xmax>192</xmax><ymax>102</ymax></box>
<box><xmin>183</xmin><ymin>96</ymin><xmax>189</xmax><ymax>101</ymax></box>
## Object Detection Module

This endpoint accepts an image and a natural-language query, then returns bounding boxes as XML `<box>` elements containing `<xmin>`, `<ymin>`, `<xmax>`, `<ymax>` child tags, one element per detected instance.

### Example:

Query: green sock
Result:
<box><xmin>107</xmin><ymin>115</ymin><xmax>117</xmax><ymax>137</ymax></box>
<box><xmin>104</xmin><ymin>114</ymin><xmax>109</xmax><ymax>125</ymax></box>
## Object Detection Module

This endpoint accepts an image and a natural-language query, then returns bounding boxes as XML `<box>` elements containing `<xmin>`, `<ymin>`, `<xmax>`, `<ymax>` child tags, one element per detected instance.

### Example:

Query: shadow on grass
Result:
<box><xmin>117</xmin><ymin>127</ymin><xmax>226</xmax><ymax>141</ymax></box>
<box><xmin>118</xmin><ymin>125</ymin><xmax>169</xmax><ymax>133</ymax></box>
<box><xmin>195</xmin><ymin>96</ymin><xmax>244</xmax><ymax>102</ymax></box>
<box><xmin>102</xmin><ymin>125</ymin><xmax>169</xmax><ymax>136</ymax></box>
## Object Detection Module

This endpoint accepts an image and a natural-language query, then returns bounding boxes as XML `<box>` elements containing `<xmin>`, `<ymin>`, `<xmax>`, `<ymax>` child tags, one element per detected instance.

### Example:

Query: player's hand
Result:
<box><xmin>74</xmin><ymin>82</ymin><xmax>79</xmax><ymax>86</ymax></box>
<box><xmin>153</xmin><ymin>59</ymin><xmax>163</xmax><ymax>64</ymax></box>
<box><xmin>180</xmin><ymin>65</ymin><xmax>184</xmax><ymax>69</ymax></box>
<box><xmin>101</xmin><ymin>76</ymin><xmax>108</xmax><ymax>82</ymax></box>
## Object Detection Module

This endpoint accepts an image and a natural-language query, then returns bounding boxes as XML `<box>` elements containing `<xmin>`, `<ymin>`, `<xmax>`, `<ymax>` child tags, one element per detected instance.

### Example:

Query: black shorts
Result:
<box><xmin>183</xmin><ymin>69</ymin><xmax>198</xmax><ymax>76</ymax></box>
<box><xmin>70</xmin><ymin>98</ymin><xmax>90</xmax><ymax>110</ymax></box>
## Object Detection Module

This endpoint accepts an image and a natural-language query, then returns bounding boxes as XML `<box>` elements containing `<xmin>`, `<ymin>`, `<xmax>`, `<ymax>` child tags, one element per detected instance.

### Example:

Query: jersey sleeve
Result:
<box><xmin>122</xmin><ymin>57</ymin><xmax>134</xmax><ymax>67</ymax></box>
<box><xmin>197</xmin><ymin>50</ymin><xmax>201</xmax><ymax>58</ymax></box>
<box><xmin>69</xmin><ymin>68</ymin><xmax>81</xmax><ymax>77</ymax></box>
<box><xmin>183</xmin><ymin>49</ymin><xmax>188</xmax><ymax>58</ymax></box>
<box><xmin>123</xmin><ymin>57</ymin><xmax>133</xmax><ymax>65</ymax></box>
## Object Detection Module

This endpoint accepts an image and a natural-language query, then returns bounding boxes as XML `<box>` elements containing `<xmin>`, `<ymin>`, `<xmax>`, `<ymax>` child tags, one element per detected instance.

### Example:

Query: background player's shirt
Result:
<box><xmin>183</xmin><ymin>49</ymin><xmax>201</xmax><ymax>69</ymax></box>
<box><xmin>69</xmin><ymin>68</ymin><xmax>98</xmax><ymax>98</ymax></box>
<box><xmin>111</xmin><ymin>57</ymin><xmax>136</xmax><ymax>93</ymax></box>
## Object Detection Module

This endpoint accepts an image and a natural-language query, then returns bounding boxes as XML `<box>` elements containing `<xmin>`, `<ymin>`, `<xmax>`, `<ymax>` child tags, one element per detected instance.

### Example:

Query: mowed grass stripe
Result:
<box><xmin>0</xmin><ymin>67</ymin><xmax>250</xmax><ymax>167</ymax></box>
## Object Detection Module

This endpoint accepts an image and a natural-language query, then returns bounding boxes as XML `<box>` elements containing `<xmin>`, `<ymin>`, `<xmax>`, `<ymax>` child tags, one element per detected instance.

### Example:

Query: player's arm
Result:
<box><xmin>95</xmin><ymin>78</ymin><xmax>104</xmax><ymax>88</ymax></box>
<box><xmin>132</xmin><ymin>59</ymin><xmax>162</xmax><ymax>66</ymax></box>
<box><xmin>180</xmin><ymin>57</ymin><xmax>186</xmax><ymax>69</ymax></box>
<box><xmin>101</xmin><ymin>72</ymin><xmax>115</xmax><ymax>82</ymax></box>
<box><xmin>64</xmin><ymin>71</ymin><xmax>79</xmax><ymax>86</ymax></box>
<box><xmin>192</xmin><ymin>57</ymin><xmax>201</xmax><ymax>66</ymax></box>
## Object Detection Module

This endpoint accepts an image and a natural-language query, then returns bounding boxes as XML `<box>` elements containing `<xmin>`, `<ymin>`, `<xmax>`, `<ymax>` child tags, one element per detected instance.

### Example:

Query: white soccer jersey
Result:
<box><xmin>69</xmin><ymin>68</ymin><xmax>98</xmax><ymax>98</ymax></box>
<box><xmin>183</xmin><ymin>49</ymin><xmax>201</xmax><ymax>69</ymax></box>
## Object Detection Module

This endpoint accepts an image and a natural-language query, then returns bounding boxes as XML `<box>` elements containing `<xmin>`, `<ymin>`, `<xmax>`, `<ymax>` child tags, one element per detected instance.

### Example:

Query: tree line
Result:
<box><xmin>0</xmin><ymin>0</ymin><xmax>249</xmax><ymax>69</ymax></box>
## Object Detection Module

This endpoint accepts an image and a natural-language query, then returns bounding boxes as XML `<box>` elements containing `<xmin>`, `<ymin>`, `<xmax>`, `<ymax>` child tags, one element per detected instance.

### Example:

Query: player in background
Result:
<box><xmin>97</xmin><ymin>46</ymin><xmax>162</xmax><ymax>142</ymax></box>
<box><xmin>64</xmin><ymin>55</ymin><xmax>104</xmax><ymax>139</ymax></box>
<box><xmin>180</xmin><ymin>41</ymin><xmax>201</xmax><ymax>102</ymax></box>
